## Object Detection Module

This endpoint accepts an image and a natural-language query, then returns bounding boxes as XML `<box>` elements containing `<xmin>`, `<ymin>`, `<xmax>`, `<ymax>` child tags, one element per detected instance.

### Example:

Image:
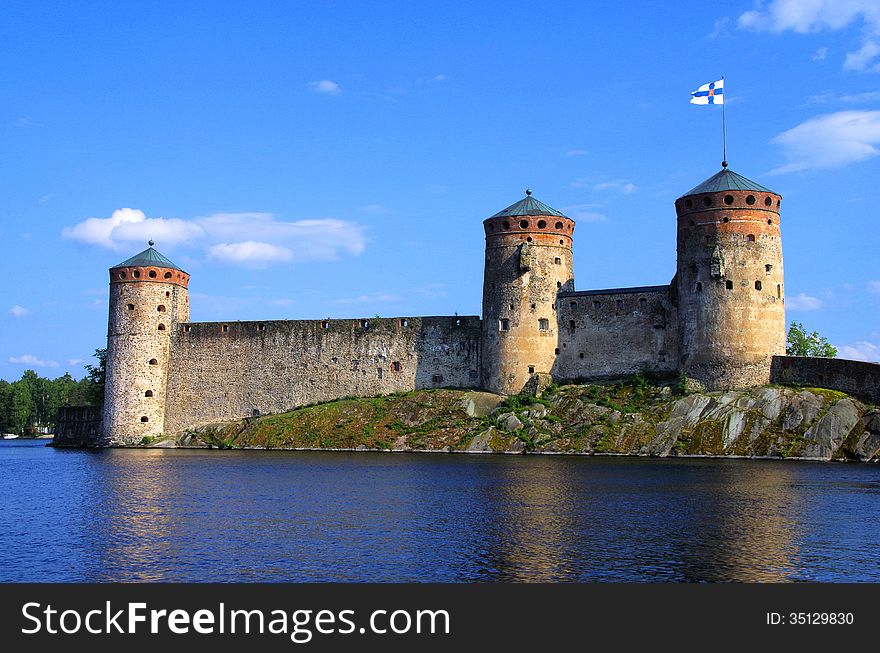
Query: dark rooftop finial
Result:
<box><xmin>721</xmin><ymin>160</ymin><xmax>728</xmax><ymax>169</ymax></box>
<box><xmin>525</xmin><ymin>188</ymin><xmax>532</xmax><ymax>196</ymax></box>
<box><xmin>148</xmin><ymin>239</ymin><xmax>155</xmax><ymax>247</ymax></box>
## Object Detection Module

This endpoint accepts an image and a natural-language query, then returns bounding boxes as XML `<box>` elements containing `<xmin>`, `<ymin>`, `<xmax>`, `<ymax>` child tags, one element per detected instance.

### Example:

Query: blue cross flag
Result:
<box><xmin>690</xmin><ymin>79</ymin><xmax>724</xmax><ymax>105</ymax></box>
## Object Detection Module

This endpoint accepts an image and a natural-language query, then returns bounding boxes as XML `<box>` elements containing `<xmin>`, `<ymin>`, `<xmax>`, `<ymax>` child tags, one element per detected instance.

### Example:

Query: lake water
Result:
<box><xmin>1</xmin><ymin>439</ymin><xmax>879</xmax><ymax>582</ymax></box>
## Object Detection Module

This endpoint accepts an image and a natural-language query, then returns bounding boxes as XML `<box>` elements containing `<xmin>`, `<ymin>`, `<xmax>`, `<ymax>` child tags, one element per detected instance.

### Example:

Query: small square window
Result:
<box><xmin>500</xmin><ymin>319</ymin><xmax>510</xmax><ymax>331</ymax></box>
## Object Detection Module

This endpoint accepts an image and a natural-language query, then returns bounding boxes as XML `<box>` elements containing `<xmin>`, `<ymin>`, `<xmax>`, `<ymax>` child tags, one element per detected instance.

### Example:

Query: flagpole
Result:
<box><xmin>721</xmin><ymin>76</ymin><xmax>727</xmax><ymax>168</ymax></box>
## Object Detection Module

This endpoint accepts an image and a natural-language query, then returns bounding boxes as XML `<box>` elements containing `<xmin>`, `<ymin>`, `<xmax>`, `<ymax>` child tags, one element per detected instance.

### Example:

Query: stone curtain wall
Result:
<box><xmin>52</xmin><ymin>406</ymin><xmax>104</xmax><ymax>447</ymax></box>
<box><xmin>771</xmin><ymin>356</ymin><xmax>880</xmax><ymax>405</ymax></box>
<box><xmin>553</xmin><ymin>287</ymin><xmax>680</xmax><ymax>382</ymax></box>
<box><xmin>163</xmin><ymin>316</ymin><xmax>481</xmax><ymax>433</ymax></box>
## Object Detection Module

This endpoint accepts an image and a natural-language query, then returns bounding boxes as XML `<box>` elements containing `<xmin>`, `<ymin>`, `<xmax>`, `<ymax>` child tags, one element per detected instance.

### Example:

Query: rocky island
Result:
<box><xmin>143</xmin><ymin>377</ymin><xmax>879</xmax><ymax>463</ymax></box>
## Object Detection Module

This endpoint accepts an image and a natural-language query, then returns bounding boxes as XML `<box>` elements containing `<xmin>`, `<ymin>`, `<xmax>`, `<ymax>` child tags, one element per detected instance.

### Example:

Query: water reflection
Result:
<box><xmin>86</xmin><ymin>450</ymin><xmax>179</xmax><ymax>581</ymax></box>
<box><xmin>2</xmin><ymin>442</ymin><xmax>880</xmax><ymax>582</ymax></box>
<box><xmin>671</xmin><ymin>462</ymin><xmax>803</xmax><ymax>582</ymax></box>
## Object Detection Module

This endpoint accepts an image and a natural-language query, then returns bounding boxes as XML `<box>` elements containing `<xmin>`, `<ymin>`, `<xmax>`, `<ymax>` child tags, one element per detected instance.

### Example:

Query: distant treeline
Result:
<box><xmin>0</xmin><ymin>349</ymin><xmax>105</xmax><ymax>435</ymax></box>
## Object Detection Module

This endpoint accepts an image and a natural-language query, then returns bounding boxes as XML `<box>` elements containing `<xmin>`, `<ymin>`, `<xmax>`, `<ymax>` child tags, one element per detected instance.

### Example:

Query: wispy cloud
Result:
<box><xmin>67</xmin><ymin>358</ymin><xmax>83</xmax><ymax>366</ymax></box>
<box><xmin>565</xmin><ymin>149</ymin><xmax>586</xmax><ymax>157</ymax></box>
<box><xmin>413</xmin><ymin>283</ymin><xmax>447</xmax><ymax>297</ymax></box>
<box><xmin>592</xmin><ymin>180</ymin><xmax>637</xmax><ymax>194</ymax></box>
<box><xmin>738</xmin><ymin>0</ymin><xmax>880</xmax><ymax>72</ymax></box>
<box><xmin>813</xmin><ymin>46</ymin><xmax>829</xmax><ymax>60</ymax></box>
<box><xmin>786</xmin><ymin>292</ymin><xmax>823</xmax><ymax>310</ymax></box>
<box><xmin>837</xmin><ymin>340</ymin><xmax>880</xmax><ymax>361</ymax></box>
<box><xmin>15</xmin><ymin>116</ymin><xmax>41</xmax><ymax>128</ymax></box>
<box><xmin>9</xmin><ymin>354</ymin><xmax>59</xmax><ymax>368</ymax></box>
<box><xmin>209</xmin><ymin>241</ymin><xmax>292</xmax><ymax>267</ymax></box>
<box><xmin>845</xmin><ymin>40</ymin><xmax>880</xmax><ymax>72</ymax></box>
<box><xmin>868</xmin><ymin>280</ymin><xmax>880</xmax><ymax>293</ymax></box>
<box><xmin>331</xmin><ymin>293</ymin><xmax>399</xmax><ymax>305</ymax></box>
<box><xmin>560</xmin><ymin>204</ymin><xmax>607</xmax><ymax>222</ymax></box>
<box><xmin>63</xmin><ymin>210</ymin><xmax>367</xmax><ymax>267</ymax></box>
<box><xmin>841</xmin><ymin>90</ymin><xmax>880</xmax><ymax>102</ymax></box>
<box><xmin>308</xmin><ymin>80</ymin><xmax>342</xmax><ymax>95</ymax></box>
<box><xmin>360</xmin><ymin>204</ymin><xmax>387</xmax><ymax>214</ymax></box>
<box><xmin>9</xmin><ymin>305</ymin><xmax>30</xmax><ymax>318</ymax></box>
<box><xmin>709</xmin><ymin>16</ymin><xmax>731</xmax><ymax>39</ymax></box>
<box><xmin>804</xmin><ymin>89</ymin><xmax>880</xmax><ymax>105</ymax></box>
<box><xmin>770</xmin><ymin>110</ymin><xmax>880</xmax><ymax>173</ymax></box>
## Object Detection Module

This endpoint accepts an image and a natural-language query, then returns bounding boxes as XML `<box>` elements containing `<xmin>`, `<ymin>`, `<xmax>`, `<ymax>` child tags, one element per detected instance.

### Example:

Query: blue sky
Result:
<box><xmin>2</xmin><ymin>0</ymin><xmax>880</xmax><ymax>381</ymax></box>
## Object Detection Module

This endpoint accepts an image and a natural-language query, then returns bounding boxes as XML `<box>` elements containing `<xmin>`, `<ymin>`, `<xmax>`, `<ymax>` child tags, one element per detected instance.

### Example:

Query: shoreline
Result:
<box><xmin>51</xmin><ymin>381</ymin><xmax>880</xmax><ymax>463</ymax></box>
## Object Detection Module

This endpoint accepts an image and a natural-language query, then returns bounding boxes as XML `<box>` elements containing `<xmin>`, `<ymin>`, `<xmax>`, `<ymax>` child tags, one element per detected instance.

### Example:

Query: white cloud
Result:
<box><xmin>62</xmin><ymin>210</ymin><xmax>367</xmax><ymax>267</ymax></box>
<box><xmin>9</xmin><ymin>354</ymin><xmax>59</xmax><ymax>368</ymax></box>
<box><xmin>868</xmin><ymin>280</ymin><xmax>880</xmax><ymax>293</ymax></box>
<box><xmin>360</xmin><ymin>204</ymin><xmax>387</xmax><ymax>214</ymax></box>
<box><xmin>770</xmin><ymin>110</ymin><xmax>880</xmax><ymax>173</ymax></box>
<box><xmin>67</xmin><ymin>359</ymin><xmax>83</xmax><ymax>366</ymax></box>
<box><xmin>738</xmin><ymin>0</ymin><xmax>880</xmax><ymax>71</ymax></box>
<box><xmin>566</xmin><ymin>149</ymin><xmax>586</xmax><ymax>157</ymax></box>
<box><xmin>786</xmin><ymin>292</ymin><xmax>823</xmax><ymax>310</ymax></box>
<box><xmin>837</xmin><ymin>340</ymin><xmax>880</xmax><ymax>361</ymax></box>
<box><xmin>198</xmin><ymin>213</ymin><xmax>366</xmax><ymax>263</ymax></box>
<box><xmin>209</xmin><ymin>242</ymin><xmax>292</xmax><ymax>267</ymax></box>
<box><xmin>9</xmin><ymin>305</ymin><xmax>30</xmax><ymax>318</ymax></box>
<box><xmin>738</xmin><ymin>0</ymin><xmax>879</xmax><ymax>33</ymax></box>
<box><xmin>845</xmin><ymin>40</ymin><xmax>880</xmax><ymax>72</ymax></box>
<box><xmin>813</xmin><ymin>46</ymin><xmax>829</xmax><ymax>60</ymax></box>
<box><xmin>308</xmin><ymin>80</ymin><xmax>341</xmax><ymax>95</ymax></box>
<box><xmin>62</xmin><ymin>208</ymin><xmax>204</xmax><ymax>250</ymax></box>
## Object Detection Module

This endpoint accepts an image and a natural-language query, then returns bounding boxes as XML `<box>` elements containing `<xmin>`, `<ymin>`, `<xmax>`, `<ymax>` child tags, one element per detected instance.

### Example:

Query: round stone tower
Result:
<box><xmin>481</xmin><ymin>191</ymin><xmax>575</xmax><ymax>395</ymax></box>
<box><xmin>103</xmin><ymin>242</ymin><xmax>190</xmax><ymax>445</ymax></box>
<box><xmin>675</xmin><ymin>166</ymin><xmax>785</xmax><ymax>390</ymax></box>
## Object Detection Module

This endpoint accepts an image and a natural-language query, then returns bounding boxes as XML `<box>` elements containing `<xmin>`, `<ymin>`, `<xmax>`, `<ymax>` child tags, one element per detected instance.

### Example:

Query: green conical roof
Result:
<box><xmin>111</xmin><ymin>245</ymin><xmax>185</xmax><ymax>272</ymax></box>
<box><xmin>490</xmin><ymin>193</ymin><xmax>567</xmax><ymax>218</ymax></box>
<box><xmin>680</xmin><ymin>167</ymin><xmax>776</xmax><ymax>198</ymax></box>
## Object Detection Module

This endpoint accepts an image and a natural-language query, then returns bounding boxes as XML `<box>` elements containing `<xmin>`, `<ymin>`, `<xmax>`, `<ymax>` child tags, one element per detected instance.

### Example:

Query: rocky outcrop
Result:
<box><xmin>166</xmin><ymin>382</ymin><xmax>879</xmax><ymax>462</ymax></box>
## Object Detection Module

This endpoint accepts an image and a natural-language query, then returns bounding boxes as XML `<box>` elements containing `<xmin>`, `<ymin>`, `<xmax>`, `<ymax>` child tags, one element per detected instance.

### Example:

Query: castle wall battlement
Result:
<box><xmin>162</xmin><ymin>316</ymin><xmax>481</xmax><ymax>433</ymax></box>
<box><xmin>771</xmin><ymin>356</ymin><xmax>880</xmax><ymax>405</ymax></box>
<box><xmin>104</xmin><ymin>170</ymin><xmax>790</xmax><ymax>442</ymax></box>
<box><xmin>553</xmin><ymin>287</ymin><xmax>679</xmax><ymax>382</ymax></box>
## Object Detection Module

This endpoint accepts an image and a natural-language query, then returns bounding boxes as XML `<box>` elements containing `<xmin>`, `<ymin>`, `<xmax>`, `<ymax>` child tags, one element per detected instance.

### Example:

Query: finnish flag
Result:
<box><xmin>690</xmin><ymin>79</ymin><xmax>724</xmax><ymax>105</ymax></box>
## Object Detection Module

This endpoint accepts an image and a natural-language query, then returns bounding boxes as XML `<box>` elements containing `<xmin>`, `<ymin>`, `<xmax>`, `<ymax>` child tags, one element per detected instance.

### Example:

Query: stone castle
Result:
<box><xmin>102</xmin><ymin>165</ymin><xmax>787</xmax><ymax>445</ymax></box>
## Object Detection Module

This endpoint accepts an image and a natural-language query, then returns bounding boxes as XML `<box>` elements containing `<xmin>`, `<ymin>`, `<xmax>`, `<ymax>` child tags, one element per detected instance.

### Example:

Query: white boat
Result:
<box><xmin>2</xmin><ymin>434</ymin><xmax>19</xmax><ymax>440</ymax></box>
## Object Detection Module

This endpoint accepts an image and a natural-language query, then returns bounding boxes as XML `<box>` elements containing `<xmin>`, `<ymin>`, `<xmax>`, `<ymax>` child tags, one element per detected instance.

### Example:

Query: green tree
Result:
<box><xmin>786</xmin><ymin>322</ymin><xmax>838</xmax><ymax>358</ymax></box>
<box><xmin>11</xmin><ymin>378</ymin><xmax>35</xmax><ymax>435</ymax></box>
<box><xmin>83</xmin><ymin>347</ymin><xmax>106</xmax><ymax>407</ymax></box>
<box><xmin>0</xmin><ymin>381</ymin><xmax>12</xmax><ymax>433</ymax></box>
